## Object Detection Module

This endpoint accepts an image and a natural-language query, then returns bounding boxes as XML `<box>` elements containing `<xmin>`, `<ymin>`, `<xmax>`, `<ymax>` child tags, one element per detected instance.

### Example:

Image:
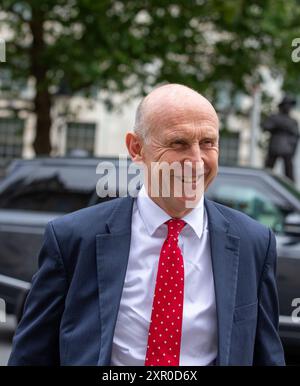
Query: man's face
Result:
<box><xmin>139</xmin><ymin>104</ymin><xmax>219</xmax><ymax>216</ymax></box>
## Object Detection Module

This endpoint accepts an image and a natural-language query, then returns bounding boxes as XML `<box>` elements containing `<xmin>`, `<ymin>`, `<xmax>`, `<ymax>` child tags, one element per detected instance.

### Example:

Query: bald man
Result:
<box><xmin>9</xmin><ymin>84</ymin><xmax>285</xmax><ymax>366</ymax></box>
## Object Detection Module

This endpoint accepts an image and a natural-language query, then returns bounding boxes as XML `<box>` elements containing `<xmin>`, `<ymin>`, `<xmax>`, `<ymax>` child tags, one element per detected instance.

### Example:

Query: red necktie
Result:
<box><xmin>145</xmin><ymin>218</ymin><xmax>186</xmax><ymax>366</ymax></box>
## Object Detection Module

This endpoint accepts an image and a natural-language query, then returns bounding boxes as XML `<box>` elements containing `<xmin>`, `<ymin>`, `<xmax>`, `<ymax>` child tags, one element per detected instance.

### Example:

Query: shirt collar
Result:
<box><xmin>136</xmin><ymin>185</ymin><xmax>205</xmax><ymax>239</ymax></box>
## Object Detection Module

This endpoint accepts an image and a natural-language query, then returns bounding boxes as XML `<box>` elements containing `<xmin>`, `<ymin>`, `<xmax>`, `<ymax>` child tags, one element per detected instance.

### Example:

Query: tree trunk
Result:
<box><xmin>29</xmin><ymin>6</ymin><xmax>52</xmax><ymax>155</ymax></box>
<box><xmin>33</xmin><ymin>87</ymin><xmax>52</xmax><ymax>155</ymax></box>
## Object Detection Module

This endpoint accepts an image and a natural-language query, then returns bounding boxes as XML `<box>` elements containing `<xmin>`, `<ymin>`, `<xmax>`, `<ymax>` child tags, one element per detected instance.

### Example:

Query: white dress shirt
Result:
<box><xmin>110</xmin><ymin>186</ymin><xmax>218</xmax><ymax>366</ymax></box>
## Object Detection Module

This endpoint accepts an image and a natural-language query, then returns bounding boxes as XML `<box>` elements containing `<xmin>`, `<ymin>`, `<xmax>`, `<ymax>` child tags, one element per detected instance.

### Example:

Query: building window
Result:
<box><xmin>219</xmin><ymin>132</ymin><xmax>240</xmax><ymax>166</ymax></box>
<box><xmin>66</xmin><ymin>122</ymin><xmax>96</xmax><ymax>156</ymax></box>
<box><xmin>0</xmin><ymin>117</ymin><xmax>24</xmax><ymax>158</ymax></box>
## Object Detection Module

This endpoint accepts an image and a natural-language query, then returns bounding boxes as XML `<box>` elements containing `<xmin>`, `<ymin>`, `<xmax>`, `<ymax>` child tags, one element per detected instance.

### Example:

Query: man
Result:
<box><xmin>263</xmin><ymin>95</ymin><xmax>299</xmax><ymax>181</ymax></box>
<box><xmin>9</xmin><ymin>84</ymin><xmax>285</xmax><ymax>366</ymax></box>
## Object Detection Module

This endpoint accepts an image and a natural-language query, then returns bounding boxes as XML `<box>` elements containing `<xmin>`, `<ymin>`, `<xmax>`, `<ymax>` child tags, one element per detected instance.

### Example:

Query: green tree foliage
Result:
<box><xmin>0</xmin><ymin>0</ymin><xmax>299</xmax><ymax>154</ymax></box>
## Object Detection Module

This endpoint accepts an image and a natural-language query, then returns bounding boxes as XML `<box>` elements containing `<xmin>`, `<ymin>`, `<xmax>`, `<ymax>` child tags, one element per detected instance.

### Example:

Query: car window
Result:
<box><xmin>273</xmin><ymin>175</ymin><xmax>300</xmax><ymax>201</ymax></box>
<box><xmin>0</xmin><ymin>190</ymin><xmax>92</xmax><ymax>213</ymax></box>
<box><xmin>206</xmin><ymin>175</ymin><xmax>287</xmax><ymax>232</ymax></box>
<box><xmin>0</xmin><ymin>175</ymin><xmax>93</xmax><ymax>213</ymax></box>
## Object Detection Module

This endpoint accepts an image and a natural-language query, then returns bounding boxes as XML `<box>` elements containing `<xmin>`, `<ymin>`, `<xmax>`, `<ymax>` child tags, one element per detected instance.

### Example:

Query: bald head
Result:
<box><xmin>134</xmin><ymin>83</ymin><xmax>219</xmax><ymax>142</ymax></box>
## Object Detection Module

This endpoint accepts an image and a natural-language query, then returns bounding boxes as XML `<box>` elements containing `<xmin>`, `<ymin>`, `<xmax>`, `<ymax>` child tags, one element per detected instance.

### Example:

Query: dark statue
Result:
<box><xmin>263</xmin><ymin>96</ymin><xmax>299</xmax><ymax>181</ymax></box>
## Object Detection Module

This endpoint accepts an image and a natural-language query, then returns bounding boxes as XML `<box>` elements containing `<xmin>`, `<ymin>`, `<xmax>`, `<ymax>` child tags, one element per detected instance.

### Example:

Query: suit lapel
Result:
<box><xmin>205</xmin><ymin>199</ymin><xmax>240</xmax><ymax>366</ymax></box>
<box><xmin>96</xmin><ymin>197</ymin><xmax>134</xmax><ymax>365</ymax></box>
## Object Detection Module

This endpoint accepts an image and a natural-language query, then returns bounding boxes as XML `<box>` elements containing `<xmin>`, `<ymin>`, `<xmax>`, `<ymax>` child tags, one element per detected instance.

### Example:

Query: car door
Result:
<box><xmin>206</xmin><ymin>172</ymin><xmax>300</xmax><ymax>321</ymax></box>
<box><xmin>0</xmin><ymin>165</ymin><xmax>96</xmax><ymax>316</ymax></box>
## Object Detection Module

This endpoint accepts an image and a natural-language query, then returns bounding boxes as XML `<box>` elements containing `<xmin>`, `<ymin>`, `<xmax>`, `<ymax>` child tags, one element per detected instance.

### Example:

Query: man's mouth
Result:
<box><xmin>175</xmin><ymin>174</ymin><xmax>204</xmax><ymax>183</ymax></box>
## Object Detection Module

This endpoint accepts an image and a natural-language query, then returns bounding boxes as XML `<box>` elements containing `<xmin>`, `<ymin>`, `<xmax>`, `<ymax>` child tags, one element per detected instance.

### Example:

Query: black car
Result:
<box><xmin>205</xmin><ymin>167</ymin><xmax>300</xmax><ymax>348</ymax></box>
<box><xmin>0</xmin><ymin>156</ymin><xmax>120</xmax><ymax>319</ymax></box>
<box><xmin>0</xmin><ymin>157</ymin><xmax>300</xmax><ymax>348</ymax></box>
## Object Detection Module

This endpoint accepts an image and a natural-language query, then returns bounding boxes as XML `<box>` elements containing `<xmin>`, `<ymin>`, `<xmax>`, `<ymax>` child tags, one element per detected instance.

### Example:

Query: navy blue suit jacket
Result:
<box><xmin>8</xmin><ymin>197</ymin><xmax>285</xmax><ymax>365</ymax></box>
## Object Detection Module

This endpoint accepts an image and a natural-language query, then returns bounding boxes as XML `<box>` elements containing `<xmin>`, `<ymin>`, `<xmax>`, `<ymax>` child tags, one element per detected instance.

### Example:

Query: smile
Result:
<box><xmin>175</xmin><ymin>175</ymin><xmax>203</xmax><ymax>183</ymax></box>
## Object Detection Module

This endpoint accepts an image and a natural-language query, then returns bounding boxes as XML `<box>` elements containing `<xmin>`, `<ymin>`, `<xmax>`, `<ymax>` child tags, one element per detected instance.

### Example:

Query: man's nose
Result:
<box><xmin>182</xmin><ymin>144</ymin><xmax>204</xmax><ymax>175</ymax></box>
<box><xmin>185</xmin><ymin>143</ymin><xmax>203</xmax><ymax>163</ymax></box>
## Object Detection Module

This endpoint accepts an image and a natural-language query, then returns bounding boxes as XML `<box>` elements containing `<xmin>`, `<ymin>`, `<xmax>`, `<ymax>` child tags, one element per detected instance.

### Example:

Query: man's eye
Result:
<box><xmin>200</xmin><ymin>140</ymin><xmax>214</xmax><ymax>148</ymax></box>
<box><xmin>172</xmin><ymin>140</ymin><xmax>186</xmax><ymax>146</ymax></box>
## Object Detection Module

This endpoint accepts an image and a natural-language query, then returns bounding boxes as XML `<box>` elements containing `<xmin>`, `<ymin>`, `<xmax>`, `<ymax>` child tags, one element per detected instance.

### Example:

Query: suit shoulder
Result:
<box><xmin>50</xmin><ymin>197</ymin><xmax>133</xmax><ymax>236</ymax></box>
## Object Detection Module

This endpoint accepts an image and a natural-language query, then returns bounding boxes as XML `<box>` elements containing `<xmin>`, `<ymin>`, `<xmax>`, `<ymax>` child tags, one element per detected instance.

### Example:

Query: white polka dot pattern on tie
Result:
<box><xmin>145</xmin><ymin>219</ymin><xmax>185</xmax><ymax>367</ymax></box>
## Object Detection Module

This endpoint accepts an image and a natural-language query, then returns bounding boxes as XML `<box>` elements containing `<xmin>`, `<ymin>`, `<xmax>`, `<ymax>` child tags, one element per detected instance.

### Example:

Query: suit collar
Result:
<box><xmin>205</xmin><ymin>198</ymin><xmax>240</xmax><ymax>366</ymax></box>
<box><xmin>96</xmin><ymin>196</ymin><xmax>135</xmax><ymax>365</ymax></box>
<box><xmin>105</xmin><ymin>196</ymin><xmax>134</xmax><ymax>234</ymax></box>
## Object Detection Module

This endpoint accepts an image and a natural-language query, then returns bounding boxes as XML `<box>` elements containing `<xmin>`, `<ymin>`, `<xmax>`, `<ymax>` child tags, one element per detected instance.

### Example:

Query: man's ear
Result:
<box><xmin>126</xmin><ymin>132</ymin><xmax>144</xmax><ymax>162</ymax></box>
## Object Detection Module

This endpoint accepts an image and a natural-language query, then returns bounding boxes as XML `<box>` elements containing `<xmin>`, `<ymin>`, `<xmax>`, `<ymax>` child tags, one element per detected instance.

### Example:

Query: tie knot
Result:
<box><xmin>166</xmin><ymin>218</ymin><xmax>186</xmax><ymax>238</ymax></box>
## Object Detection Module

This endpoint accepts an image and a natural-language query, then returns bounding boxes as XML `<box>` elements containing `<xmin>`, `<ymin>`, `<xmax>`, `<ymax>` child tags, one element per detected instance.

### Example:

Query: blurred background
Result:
<box><xmin>1</xmin><ymin>0</ymin><xmax>300</xmax><ymax>366</ymax></box>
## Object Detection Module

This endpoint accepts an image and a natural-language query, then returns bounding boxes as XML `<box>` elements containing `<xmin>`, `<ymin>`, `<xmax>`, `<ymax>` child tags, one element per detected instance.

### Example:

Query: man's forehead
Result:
<box><xmin>166</xmin><ymin>124</ymin><xmax>218</xmax><ymax>136</ymax></box>
<box><xmin>149</xmin><ymin>108</ymin><xmax>219</xmax><ymax>138</ymax></box>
